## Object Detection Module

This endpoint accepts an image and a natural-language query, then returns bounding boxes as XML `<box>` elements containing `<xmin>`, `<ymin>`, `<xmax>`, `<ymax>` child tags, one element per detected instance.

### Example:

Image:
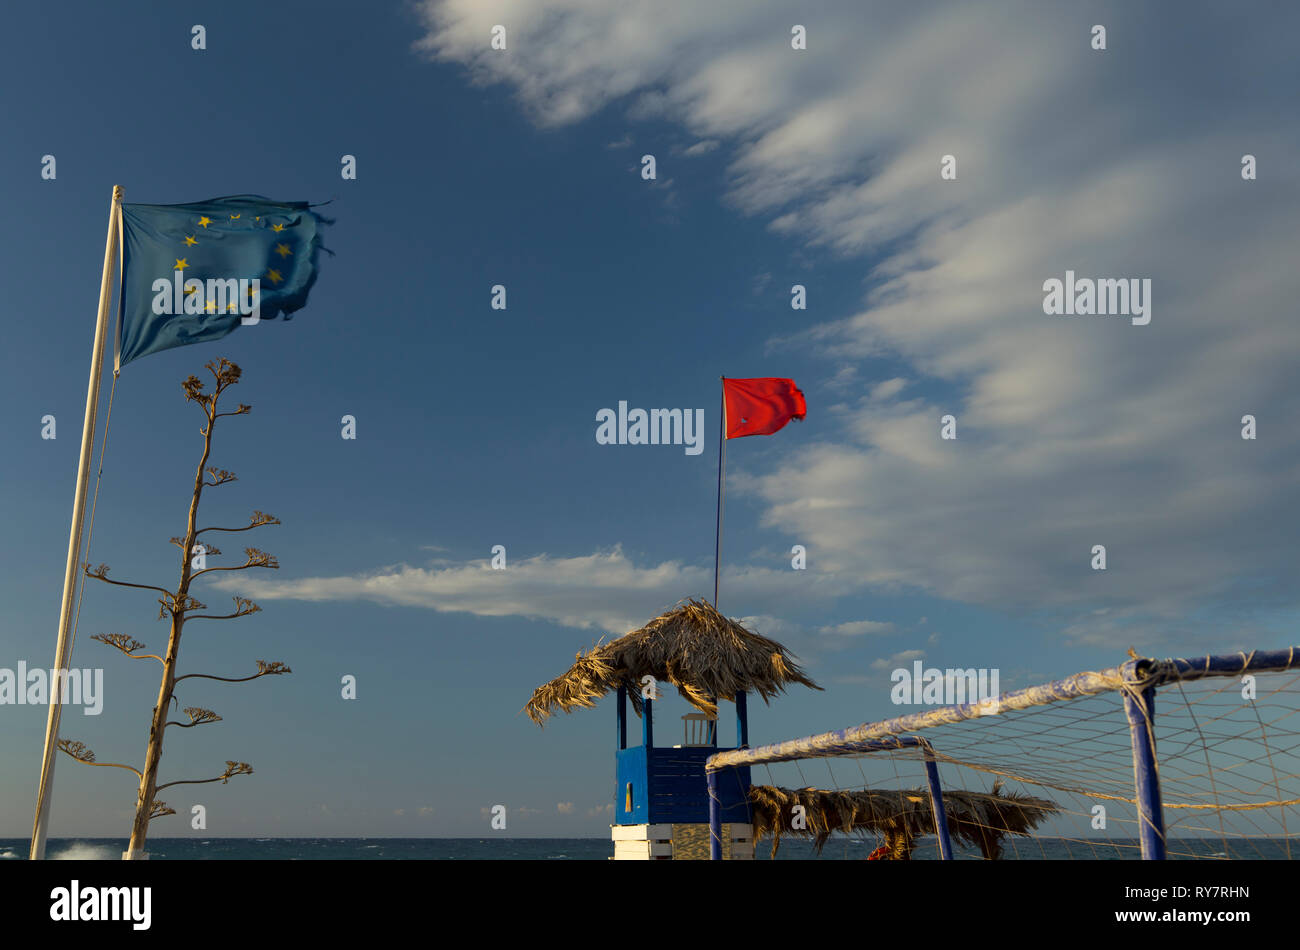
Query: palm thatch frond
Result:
<box><xmin>525</xmin><ymin>598</ymin><xmax>820</xmax><ymax>725</ymax></box>
<box><xmin>749</xmin><ymin>781</ymin><xmax>1059</xmax><ymax>859</ymax></box>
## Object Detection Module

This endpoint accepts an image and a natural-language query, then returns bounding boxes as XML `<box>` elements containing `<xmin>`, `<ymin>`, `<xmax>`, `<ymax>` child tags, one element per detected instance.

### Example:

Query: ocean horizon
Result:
<box><xmin>3</xmin><ymin>836</ymin><xmax>1291</xmax><ymax>860</ymax></box>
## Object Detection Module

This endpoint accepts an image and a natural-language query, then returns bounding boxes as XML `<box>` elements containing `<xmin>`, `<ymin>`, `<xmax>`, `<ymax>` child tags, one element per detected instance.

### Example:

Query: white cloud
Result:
<box><xmin>871</xmin><ymin>649</ymin><xmax>924</xmax><ymax>672</ymax></box>
<box><xmin>682</xmin><ymin>139</ymin><xmax>719</xmax><ymax>157</ymax></box>
<box><xmin>219</xmin><ymin>546</ymin><xmax>858</xmax><ymax>635</ymax></box>
<box><xmin>820</xmin><ymin>619</ymin><xmax>894</xmax><ymax>637</ymax></box>
<box><xmin>869</xmin><ymin>378</ymin><xmax>906</xmax><ymax>402</ymax></box>
<box><xmin>414</xmin><ymin>1</ymin><xmax>1300</xmax><ymax>647</ymax></box>
<box><xmin>733</xmin><ymin>614</ymin><xmax>794</xmax><ymax>639</ymax></box>
<box><xmin>556</xmin><ymin>802</ymin><xmax>575</xmax><ymax>814</ymax></box>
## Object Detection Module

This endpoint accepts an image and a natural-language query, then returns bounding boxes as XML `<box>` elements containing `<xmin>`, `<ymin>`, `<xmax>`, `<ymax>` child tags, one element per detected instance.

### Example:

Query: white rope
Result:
<box><xmin>66</xmin><ymin>369</ymin><xmax>119</xmax><ymax>676</ymax></box>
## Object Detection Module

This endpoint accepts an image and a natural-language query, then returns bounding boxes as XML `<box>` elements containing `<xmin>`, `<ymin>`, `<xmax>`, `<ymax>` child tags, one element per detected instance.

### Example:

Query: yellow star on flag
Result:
<box><xmin>271</xmin><ymin>223</ymin><xmax>285</xmax><ymax>232</ymax></box>
<box><xmin>174</xmin><ymin>258</ymin><xmax>188</xmax><ymax>270</ymax></box>
<box><xmin>184</xmin><ymin>235</ymin><xmax>198</xmax><ymax>246</ymax></box>
<box><xmin>275</xmin><ymin>243</ymin><xmax>292</xmax><ymax>258</ymax></box>
<box><xmin>204</xmin><ymin>300</ymin><xmax>217</xmax><ymax>313</ymax></box>
<box><xmin>265</xmin><ymin>268</ymin><xmax>283</xmax><ymax>285</ymax></box>
<box><xmin>197</xmin><ymin>216</ymin><xmax>211</xmax><ymax>228</ymax></box>
<box><xmin>230</xmin><ymin>213</ymin><xmax>240</xmax><ymax>219</ymax></box>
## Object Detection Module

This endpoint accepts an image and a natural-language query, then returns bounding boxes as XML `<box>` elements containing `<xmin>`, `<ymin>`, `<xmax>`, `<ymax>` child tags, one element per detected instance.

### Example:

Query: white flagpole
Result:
<box><xmin>30</xmin><ymin>184</ymin><xmax>123</xmax><ymax>860</ymax></box>
<box><xmin>713</xmin><ymin>376</ymin><xmax>726</xmax><ymax>609</ymax></box>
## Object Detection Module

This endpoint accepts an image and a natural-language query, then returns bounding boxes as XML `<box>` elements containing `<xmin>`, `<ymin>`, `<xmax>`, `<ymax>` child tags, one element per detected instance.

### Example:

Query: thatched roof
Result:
<box><xmin>749</xmin><ymin>781</ymin><xmax>1059</xmax><ymax>859</ymax></box>
<box><xmin>525</xmin><ymin>599</ymin><xmax>820</xmax><ymax>725</ymax></box>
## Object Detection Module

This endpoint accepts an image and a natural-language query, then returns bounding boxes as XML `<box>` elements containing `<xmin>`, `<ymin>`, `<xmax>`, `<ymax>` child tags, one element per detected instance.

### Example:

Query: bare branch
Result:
<box><xmin>183</xmin><ymin>361</ymin><xmax>242</xmax><ymax>424</ymax></box>
<box><xmin>57</xmin><ymin>739</ymin><xmax>142</xmax><ymax>779</ymax></box>
<box><xmin>186</xmin><ymin>596</ymin><xmax>260</xmax><ymax>622</ymax></box>
<box><xmin>148</xmin><ymin>801</ymin><xmax>176</xmax><ymax>822</ymax></box>
<box><xmin>58</xmin><ymin>739</ymin><xmax>95</xmax><ymax>762</ymax></box>
<box><xmin>191</xmin><ymin>547</ymin><xmax>279</xmax><ymax>579</ymax></box>
<box><xmin>197</xmin><ymin>510</ymin><xmax>281</xmax><ymax>537</ymax></box>
<box><xmin>154</xmin><ymin>592</ymin><xmax>205</xmax><ymax>621</ymax></box>
<box><xmin>202</xmin><ymin>466</ymin><xmax>238</xmax><ymax>487</ymax></box>
<box><xmin>182</xmin><ymin>373</ymin><xmax>210</xmax><ymax>413</ymax></box>
<box><xmin>91</xmin><ymin>632</ymin><xmax>146</xmax><ymax>654</ymax></box>
<box><xmin>175</xmin><ymin>660</ymin><xmax>291</xmax><ymax>685</ymax></box>
<box><xmin>243</xmin><ymin>547</ymin><xmax>278</xmax><ymax>568</ymax></box>
<box><xmin>172</xmin><ymin>594</ymin><xmax>207</xmax><ymax>614</ymax></box>
<box><xmin>166</xmin><ymin>706</ymin><xmax>223</xmax><ymax>728</ymax></box>
<box><xmin>209</xmin><ymin>359</ymin><xmax>242</xmax><ymax>392</ymax></box>
<box><xmin>169</xmin><ymin>537</ymin><xmax>222</xmax><ymax>556</ymax></box>
<box><xmin>84</xmin><ymin>563</ymin><xmax>172</xmax><ymax>597</ymax></box>
<box><xmin>91</xmin><ymin>633</ymin><xmax>163</xmax><ymax>663</ymax></box>
<box><xmin>213</xmin><ymin>404</ymin><xmax>251</xmax><ymax>419</ymax></box>
<box><xmin>156</xmin><ymin>760</ymin><xmax>253</xmax><ymax>791</ymax></box>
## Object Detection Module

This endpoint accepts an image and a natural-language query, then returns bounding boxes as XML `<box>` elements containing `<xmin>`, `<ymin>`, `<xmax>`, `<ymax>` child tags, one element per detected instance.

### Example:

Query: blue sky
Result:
<box><xmin>2</xmin><ymin>1</ymin><xmax>1298</xmax><ymax>838</ymax></box>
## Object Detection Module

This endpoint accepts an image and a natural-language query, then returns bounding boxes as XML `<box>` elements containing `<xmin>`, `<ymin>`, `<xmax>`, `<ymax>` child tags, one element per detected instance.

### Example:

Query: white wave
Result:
<box><xmin>50</xmin><ymin>842</ymin><xmax>119</xmax><ymax>861</ymax></box>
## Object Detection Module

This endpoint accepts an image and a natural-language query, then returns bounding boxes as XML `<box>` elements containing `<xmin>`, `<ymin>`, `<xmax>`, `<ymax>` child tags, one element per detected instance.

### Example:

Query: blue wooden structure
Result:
<box><xmin>524</xmin><ymin>599</ymin><xmax>818</xmax><ymax>858</ymax></box>
<box><xmin>614</xmin><ymin>684</ymin><xmax>752</xmax><ymax>827</ymax></box>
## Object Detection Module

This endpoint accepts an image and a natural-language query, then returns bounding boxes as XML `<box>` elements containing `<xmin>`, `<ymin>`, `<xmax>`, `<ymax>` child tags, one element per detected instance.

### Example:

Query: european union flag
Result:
<box><xmin>116</xmin><ymin>195</ymin><xmax>332</xmax><ymax>368</ymax></box>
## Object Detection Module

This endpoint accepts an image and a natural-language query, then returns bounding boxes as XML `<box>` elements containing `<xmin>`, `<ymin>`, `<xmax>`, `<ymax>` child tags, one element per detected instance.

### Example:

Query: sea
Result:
<box><xmin>1</xmin><ymin>836</ymin><xmax>1291</xmax><ymax>860</ymax></box>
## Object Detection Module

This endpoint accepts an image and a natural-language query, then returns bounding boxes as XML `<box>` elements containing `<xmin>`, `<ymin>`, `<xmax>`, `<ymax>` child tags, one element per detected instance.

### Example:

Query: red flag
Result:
<box><xmin>723</xmin><ymin>377</ymin><xmax>807</xmax><ymax>438</ymax></box>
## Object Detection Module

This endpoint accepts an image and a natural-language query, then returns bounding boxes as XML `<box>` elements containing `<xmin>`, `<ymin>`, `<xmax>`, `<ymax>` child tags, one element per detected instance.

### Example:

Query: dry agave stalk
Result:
<box><xmin>58</xmin><ymin>359</ymin><xmax>290</xmax><ymax>855</ymax></box>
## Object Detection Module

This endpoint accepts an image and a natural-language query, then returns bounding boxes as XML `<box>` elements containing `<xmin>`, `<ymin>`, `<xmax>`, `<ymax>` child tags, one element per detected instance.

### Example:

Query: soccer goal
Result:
<box><xmin>705</xmin><ymin>648</ymin><xmax>1300</xmax><ymax>860</ymax></box>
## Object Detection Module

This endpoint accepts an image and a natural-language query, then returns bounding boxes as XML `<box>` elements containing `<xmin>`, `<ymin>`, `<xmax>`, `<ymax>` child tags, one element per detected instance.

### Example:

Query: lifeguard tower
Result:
<box><xmin>525</xmin><ymin>598</ymin><xmax>820</xmax><ymax>859</ymax></box>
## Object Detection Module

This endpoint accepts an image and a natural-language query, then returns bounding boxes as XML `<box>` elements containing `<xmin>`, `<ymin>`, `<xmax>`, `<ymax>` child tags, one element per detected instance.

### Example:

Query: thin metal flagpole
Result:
<box><xmin>30</xmin><ymin>184</ymin><xmax>123</xmax><ymax>860</ymax></box>
<box><xmin>713</xmin><ymin>377</ymin><xmax>726</xmax><ymax>609</ymax></box>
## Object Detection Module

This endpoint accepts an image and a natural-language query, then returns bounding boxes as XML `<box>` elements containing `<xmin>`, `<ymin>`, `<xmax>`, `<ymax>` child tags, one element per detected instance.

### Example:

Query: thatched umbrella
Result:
<box><xmin>525</xmin><ymin>598</ymin><xmax>821</xmax><ymax>725</ymax></box>
<box><xmin>748</xmin><ymin>781</ymin><xmax>1059</xmax><ymax>859</ymax></box>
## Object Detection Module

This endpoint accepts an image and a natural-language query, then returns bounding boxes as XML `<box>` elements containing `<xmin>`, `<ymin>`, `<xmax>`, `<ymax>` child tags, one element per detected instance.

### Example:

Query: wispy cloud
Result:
<box><xmin>682</xmin><ymin>139</ymin><xmax>719</xmax><ymax>157</ymax></box>
<box><xmin>413</xmin><ymin>0</ymin><xmax>1300</xmax><ymax>647</ymax></box>
<box><xmin>218</xmin><ymin>546</ymin><xmax>859</xmax><ymax>635</ymax></box>
<box><xmin>870</xmin><ymin>649</ymin><xmax>924</xmax><ymax>672</ymax></box>
<box><xmin>821</xmin><ymin>619</ymin><xmax>894</xmax><ymax>637</ymax></box>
